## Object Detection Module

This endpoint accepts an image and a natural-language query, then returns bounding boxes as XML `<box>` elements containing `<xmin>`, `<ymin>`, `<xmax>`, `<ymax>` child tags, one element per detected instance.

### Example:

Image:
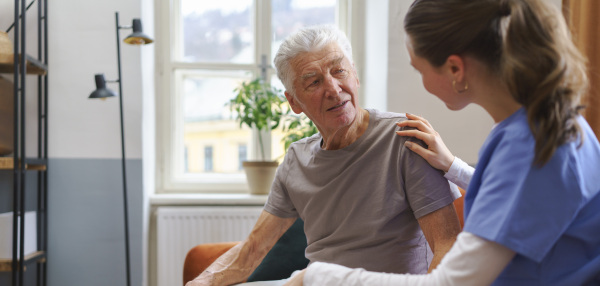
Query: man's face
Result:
<box><xmin>284</xmin><ymin>43</ymin><xmax>361</xmax><ymax>135</ymax></box>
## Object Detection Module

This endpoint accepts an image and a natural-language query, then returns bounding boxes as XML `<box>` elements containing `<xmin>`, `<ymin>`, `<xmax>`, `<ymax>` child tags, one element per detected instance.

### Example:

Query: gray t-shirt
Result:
<box><xmin>264</xmin><ymin>109</ymin><xmax>460</xmax><ymax>274</ymax></box>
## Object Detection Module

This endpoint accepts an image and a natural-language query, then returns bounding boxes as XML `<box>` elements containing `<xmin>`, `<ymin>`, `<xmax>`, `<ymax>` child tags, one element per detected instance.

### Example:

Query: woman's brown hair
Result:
<box><xmin>404</xmin><ymin>0</ymin><xmax>588</xmax><ymax>166</ymax></box>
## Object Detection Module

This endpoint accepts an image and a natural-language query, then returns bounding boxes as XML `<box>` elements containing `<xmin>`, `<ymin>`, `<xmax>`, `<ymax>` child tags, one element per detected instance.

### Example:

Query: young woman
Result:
<box><xmin>283</xmin><ymin>0</ymin><xmax>600</xmax><ymax>285</ymax></box>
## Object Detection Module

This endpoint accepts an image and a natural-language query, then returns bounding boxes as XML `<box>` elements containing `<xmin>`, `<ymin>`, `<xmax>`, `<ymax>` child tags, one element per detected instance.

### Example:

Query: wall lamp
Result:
<box><xmin>88</xmin><ymin>11</ymin><xmax>153</xmax><ymax>286</ymax></box>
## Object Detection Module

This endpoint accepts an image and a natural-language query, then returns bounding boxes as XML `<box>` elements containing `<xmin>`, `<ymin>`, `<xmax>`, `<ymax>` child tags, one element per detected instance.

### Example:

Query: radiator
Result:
<box><xmin>156</xmin><ymin>206</ymin><xmax>263</xmax><ymax>286</ymax></box>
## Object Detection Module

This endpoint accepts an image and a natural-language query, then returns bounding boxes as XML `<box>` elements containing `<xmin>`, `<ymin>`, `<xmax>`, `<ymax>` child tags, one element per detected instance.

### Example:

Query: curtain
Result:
<box><xmin>563</xmin><ymin>0</ymin><xmax>600</xmax><ymax>140</ymax></box>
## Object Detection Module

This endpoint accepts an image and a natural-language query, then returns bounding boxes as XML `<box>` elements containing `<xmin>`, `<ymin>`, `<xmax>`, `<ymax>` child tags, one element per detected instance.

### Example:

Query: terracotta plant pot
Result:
<box><xmin>0</xmin><ymin>75</ymin><xmax>13</xmax><ymax>156</ymax></box>
<box><xmin>242</xmin><ymin>161</ymin><xmax>279</xmax><ymax>195</ymax></box>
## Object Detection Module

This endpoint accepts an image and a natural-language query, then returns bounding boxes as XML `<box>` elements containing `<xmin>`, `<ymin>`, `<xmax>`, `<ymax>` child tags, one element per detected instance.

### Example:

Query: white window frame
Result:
<box><xmin>155</xmin><ymin>0</ymin><xmax>360</xmax><ymax>193</ymax></box>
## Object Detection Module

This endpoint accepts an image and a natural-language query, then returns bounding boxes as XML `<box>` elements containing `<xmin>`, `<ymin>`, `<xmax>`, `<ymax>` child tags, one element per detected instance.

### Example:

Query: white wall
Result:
<box><xmin>49</xmin><ymin>0</ymin><xmax>145</xmax><ymax>159</ymax></box>
<box><xmin>361</xmin><ymin>0</ymin><xmax>389</xmax><ymax>111</ymax></box>
<box><xmin>384</xmin><ymin>0</ymin><xmax>563</xmax><ymax>164</ymax></box>
<box><xmin>0</xmin><ymin>0</ymin><xmax>151</xmax><ymax>160</ymax></box>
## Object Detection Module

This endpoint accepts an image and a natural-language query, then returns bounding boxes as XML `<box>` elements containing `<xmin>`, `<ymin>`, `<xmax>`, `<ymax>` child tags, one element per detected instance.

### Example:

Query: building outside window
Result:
<box><xmin>157</xmin><ymin>0</ymin><xmax>350</xmax><ymax>193</ymax></box>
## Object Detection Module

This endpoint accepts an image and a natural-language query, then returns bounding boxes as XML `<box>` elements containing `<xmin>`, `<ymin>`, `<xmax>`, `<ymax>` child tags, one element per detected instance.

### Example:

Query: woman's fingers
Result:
<box><xmin>396</xmin><ymin>129</ymin><xmax>433</xmax><ymax>145</ymax></box>
<box><xmin>396</xmin><ymin>119</ymin><xmax>434</xmax><ymax>134</ymax></box>
<box><xmin>396</xmin><ymin>114</ymin><xmax>455</xmax><ymax>172</ymax></box>
<box><xmin>406</xmin><ymin>113</ymin><xmax>433</xmax><ymax>129</ymax></box>
<box><xmin>404</xmin><ymin>141</ymin><xmax>433</xmax><ymax>159</ymax></box>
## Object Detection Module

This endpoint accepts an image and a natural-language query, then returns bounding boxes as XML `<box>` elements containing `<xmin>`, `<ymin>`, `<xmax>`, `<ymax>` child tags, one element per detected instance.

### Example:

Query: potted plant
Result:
<box><xmin>229</xmin><ymin>78</ymin><xmax>319</xmax><ymax>194</ymax></box>
<box><xmin>228</xmin><ymin>78</ymin><xmax>288</xmax><ymax>194</ymax></box>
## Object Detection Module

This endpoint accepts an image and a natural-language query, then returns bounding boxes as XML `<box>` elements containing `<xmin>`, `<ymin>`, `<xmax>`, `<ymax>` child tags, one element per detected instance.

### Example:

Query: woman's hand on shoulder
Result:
<box><xmin>396</xmin><ymin>113</ymin><xmax>454</xmax><ymax>173</ymax></box>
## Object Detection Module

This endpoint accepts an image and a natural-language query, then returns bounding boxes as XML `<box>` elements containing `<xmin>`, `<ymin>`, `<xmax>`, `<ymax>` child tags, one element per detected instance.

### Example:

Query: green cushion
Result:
<box><xmin>246</xmin><ymin>218</ymin><xmax>309</xmax><ymax>282</ymax></box>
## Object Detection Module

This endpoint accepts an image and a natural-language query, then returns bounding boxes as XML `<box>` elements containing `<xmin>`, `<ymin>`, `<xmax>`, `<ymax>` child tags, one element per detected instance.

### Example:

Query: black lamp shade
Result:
<box><xmin>89</xmin><ymin>74</ymin><xmax>117</xmax><ymax>99</ymax></box>
<box><xmin>123</xmin><ymin>19</ymin><xmax>154</xmax><ymax>45</ymax></box>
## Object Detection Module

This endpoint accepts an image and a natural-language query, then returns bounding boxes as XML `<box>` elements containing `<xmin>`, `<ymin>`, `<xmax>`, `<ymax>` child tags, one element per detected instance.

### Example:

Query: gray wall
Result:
<box><xmin>0</xmin><ymin>159</ymin><xmax>143</xmax><ymax>286</ymax></box>
<box><xmin>47</xmin><ymin>158</ymin><xmax>143</xmax><ymax>286</ymax></box>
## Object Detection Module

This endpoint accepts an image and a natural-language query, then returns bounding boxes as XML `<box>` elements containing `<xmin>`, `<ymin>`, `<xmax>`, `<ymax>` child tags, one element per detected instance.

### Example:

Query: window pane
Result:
<box><xmin>238</xmin><ymin>144</ymin><xmax>247</xmax><ymax>170</ymax></box>
<box><xmin>179</xmin><ymin>0</ymin><xmax>254</xmax><ymax>64</ymax></box>
<box><xmin>271</xmin><ymin>0</ymin><xmax>336</xmax><ymax>61</ymax></box>
<box><xmin>179</xmin><ymin>70</ymin><xmax>253</xmax><ymax>175</ymax></box>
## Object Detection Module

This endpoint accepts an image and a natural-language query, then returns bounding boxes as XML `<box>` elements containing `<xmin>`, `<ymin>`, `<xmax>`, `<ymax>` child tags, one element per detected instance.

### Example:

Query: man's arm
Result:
<box><xmin>417</xmin><ymin>203</ymin><xmax>462</xmax><ymax>272</ymax></box>
<box><xmin>186</xmin><ymin>210</ymin><xmax>297</xmax><ymax>286</ymax></box>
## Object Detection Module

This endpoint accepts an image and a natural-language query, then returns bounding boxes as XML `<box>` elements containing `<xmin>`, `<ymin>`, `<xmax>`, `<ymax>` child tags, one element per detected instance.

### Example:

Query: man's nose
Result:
<box><xmin>323</xmin><ymin>75</ymin><xmax>342</xmax><ymax>98</ymax></box>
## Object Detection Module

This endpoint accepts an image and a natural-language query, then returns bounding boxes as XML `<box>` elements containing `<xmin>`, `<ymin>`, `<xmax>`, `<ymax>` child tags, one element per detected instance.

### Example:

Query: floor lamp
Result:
<box><xmin>88</xmin><ymin>11</ymin><xmax>153</xmax><ymax>286</ymax></box>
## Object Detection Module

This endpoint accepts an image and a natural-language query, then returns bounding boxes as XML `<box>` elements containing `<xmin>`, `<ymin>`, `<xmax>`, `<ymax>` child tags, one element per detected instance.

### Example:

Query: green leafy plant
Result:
<box><xmin>228</xmin><ymin>78</ymin><xmax>319</xmax><ymax>161</ymax></box>
<box><xmin>281</xmin><ymin>114</ymin><xmax>319</xmax><ymax>151</ymax></box>
<box><xmin>228</xmin><ymin>78</ymin><xmax>288</xmax><ymax>161</ymax></box>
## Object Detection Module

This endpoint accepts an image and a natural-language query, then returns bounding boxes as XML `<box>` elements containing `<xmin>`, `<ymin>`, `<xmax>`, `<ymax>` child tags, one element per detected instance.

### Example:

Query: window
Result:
<box><xmin>184</xmin><ymin>146</ymin><xmax>189</xmax><ymax>172</ymax></box>
<box><xmin>238</xmin><ymin>144</ymin><xmax>247</xmax><ymax>170</ymax></box>
<box><xmin>204</xmin><ymin>146</ymin><xmax>214</xmax><ymax>171</ymax></box>
<box><xmin>157</xmin><ymin>0</ymin><xmax>351</xmax><ymax>193</ymax></box>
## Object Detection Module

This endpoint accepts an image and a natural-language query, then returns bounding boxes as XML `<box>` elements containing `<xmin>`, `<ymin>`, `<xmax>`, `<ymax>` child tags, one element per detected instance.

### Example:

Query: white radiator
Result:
<box><xmin>156</xmin><ymin>206</ymin><xmax>263</xmax><ymax>286</ymax></box>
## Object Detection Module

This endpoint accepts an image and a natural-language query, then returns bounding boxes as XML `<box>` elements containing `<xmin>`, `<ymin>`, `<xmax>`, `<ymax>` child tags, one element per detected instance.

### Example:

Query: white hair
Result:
<box><xmin>273</xmin><ymin>25</ymin><xmax>354</xmax><ymax>95</ymax></box>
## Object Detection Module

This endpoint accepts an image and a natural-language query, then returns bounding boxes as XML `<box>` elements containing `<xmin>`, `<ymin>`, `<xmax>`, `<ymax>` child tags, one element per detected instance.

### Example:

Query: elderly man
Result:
<box><xmin>187</xmin><ymin>25</ymin><xmax>461</xmax><ymax>286</ymax></box>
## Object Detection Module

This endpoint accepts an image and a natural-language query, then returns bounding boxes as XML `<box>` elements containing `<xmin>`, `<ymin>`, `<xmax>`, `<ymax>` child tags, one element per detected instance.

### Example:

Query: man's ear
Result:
<box><xmin>284</xmin><ymin>91</ymin><xmax>303</xmax><ymax>114</ymax></box>
<box><xmin>445</xmin><ymin>55</ymin><xmax>465</xmax><ymax>83</ymax></box>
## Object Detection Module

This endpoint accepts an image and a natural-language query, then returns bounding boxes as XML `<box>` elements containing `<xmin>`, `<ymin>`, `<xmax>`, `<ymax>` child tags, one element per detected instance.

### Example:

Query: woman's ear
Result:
<box><xmin>445</xmin><ymin>55</ymin><xmax>466</xmax><ymax>82</ymax></box>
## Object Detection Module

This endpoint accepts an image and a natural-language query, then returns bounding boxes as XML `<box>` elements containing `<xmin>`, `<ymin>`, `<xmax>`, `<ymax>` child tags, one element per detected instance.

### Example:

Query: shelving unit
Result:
<box><xmin>0</xmin><ymin>0</ymin><xmax>49</xmax><ymax>286</ymax></box>
<box><xmin>0</xmin><ymin>54</ymin><xmax>47</xmax><ymax>75</ymax></box>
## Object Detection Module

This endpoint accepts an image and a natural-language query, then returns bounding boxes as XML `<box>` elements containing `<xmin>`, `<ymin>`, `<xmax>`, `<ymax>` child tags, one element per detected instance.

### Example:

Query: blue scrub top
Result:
<box><xmin>463</xmin><ymin>108</ymin><xmax>600</xmax><ymax>286</ymax></box>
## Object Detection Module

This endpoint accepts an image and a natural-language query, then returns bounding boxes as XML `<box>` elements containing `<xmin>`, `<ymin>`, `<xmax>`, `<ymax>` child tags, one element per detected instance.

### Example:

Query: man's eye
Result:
<box><xmin>335</xmin><ymin>69</ymin><xmax>345</xmax><ymax>74</ymax></box>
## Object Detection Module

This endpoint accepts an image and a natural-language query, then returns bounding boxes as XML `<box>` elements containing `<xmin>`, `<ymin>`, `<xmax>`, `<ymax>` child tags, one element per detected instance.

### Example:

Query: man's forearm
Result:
<box><xmin>191</xmin><ymin>241</ymin><xmax>260</xmax><ymax>285</ymax></box>
<box><xmin>417</xmin><ymin>204</ymin><xmax>462</xmax><ymax>273</ymax></box>
<box><xmin>428</xmin><ymin>241</ymin><xmax>454</xmax><ymax>272</ymax></box>
<box><xmin>186</xmin><ymin>211</ymin><xmax>297</xmax><ymax>286</ymax></box>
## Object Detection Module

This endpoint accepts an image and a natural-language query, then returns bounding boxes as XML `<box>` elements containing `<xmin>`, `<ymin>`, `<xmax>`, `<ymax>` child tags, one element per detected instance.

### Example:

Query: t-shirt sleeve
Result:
<box><xmin>400</xmin><ymin>135</ymin><xmax>461</xmax><ymax>219</ymax></box>
<box><xmin>263</xmin><ymin>149</ymin><xmax>299</xmax><ymax>218</ymax></box>
<box><xmin>463</xmin><ymin>131</ymin><xmax>582</xmax><ymax>262</ymax></box>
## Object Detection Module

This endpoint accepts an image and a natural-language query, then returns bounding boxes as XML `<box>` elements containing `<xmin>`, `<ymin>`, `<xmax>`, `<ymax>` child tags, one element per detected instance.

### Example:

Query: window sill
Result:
<box><xmin>149</xmin><ymin>193</ymin><xmax>268</xmax><ymax>206</ymax></box>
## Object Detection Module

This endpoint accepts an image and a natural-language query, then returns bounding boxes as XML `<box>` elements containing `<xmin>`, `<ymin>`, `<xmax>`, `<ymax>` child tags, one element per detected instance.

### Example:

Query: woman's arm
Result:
<box><xmin>302</xmin><ymin>232</ymin><xmax>515</xmax><ymax>286</ymax></box>
<box><xmin>444</xmin><ymin>156</ymin><xmax>473</xmax><ymax>190</ymax></box>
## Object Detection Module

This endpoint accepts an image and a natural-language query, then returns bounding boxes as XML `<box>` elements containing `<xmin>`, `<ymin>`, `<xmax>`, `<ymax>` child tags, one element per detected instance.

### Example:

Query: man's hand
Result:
<box><xmin>185</xmin><ymin>271</ymin><xmax>215</xmax><ymax>286</ymax></box>
<box><xmin>283</xmin><ymin>269</ymin><xmax>307</xmax><ymax>286</ymax></box>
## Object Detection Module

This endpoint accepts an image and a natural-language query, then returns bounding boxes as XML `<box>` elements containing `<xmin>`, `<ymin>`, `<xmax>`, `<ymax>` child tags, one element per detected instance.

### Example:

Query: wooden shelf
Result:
<box><xmin>0</xmin><ymin>251</ymin><xmax>46</xmax><ymax>272</ymax></box>
<box><xmin>0</xmin><ymin>54</ymin><xmax>47</xmax><ymax>75</ymax></box>
<box><xmin>0</xmin><ymin>157</ymin><xmax>47</xmax><ymax>171</ymax></box>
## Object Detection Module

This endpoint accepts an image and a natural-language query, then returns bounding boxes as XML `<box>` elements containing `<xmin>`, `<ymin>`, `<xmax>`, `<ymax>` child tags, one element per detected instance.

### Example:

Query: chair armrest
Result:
<box><xmin>453</xmin><ymin>187</ymin><xmax>466</xmax><ymax>229</ymax></box>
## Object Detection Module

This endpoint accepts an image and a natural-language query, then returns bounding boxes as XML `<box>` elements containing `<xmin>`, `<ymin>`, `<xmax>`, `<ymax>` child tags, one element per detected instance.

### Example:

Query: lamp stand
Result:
<box><xmin>115</xmin><ymin>11</ymin><xmax>131</xmax><ymax>286</ymax></box>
